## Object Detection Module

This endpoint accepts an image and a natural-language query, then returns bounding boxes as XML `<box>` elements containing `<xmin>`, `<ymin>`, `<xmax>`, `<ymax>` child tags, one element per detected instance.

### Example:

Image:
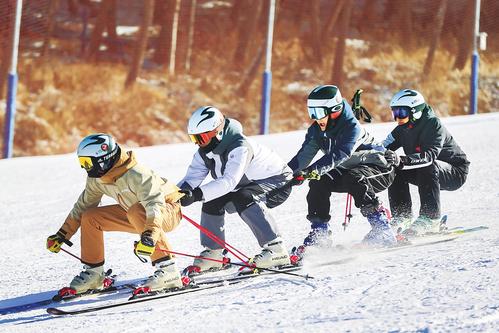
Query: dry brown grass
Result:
<box><xmin>1</xmin><ymin>41</ymin><xmax>498</xmax><ymax>157</ymax></box>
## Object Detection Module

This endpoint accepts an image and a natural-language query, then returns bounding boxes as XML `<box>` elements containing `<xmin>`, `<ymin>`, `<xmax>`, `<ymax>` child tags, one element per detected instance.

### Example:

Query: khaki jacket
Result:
<box><xmin>59</xmin><ymin>150</ymin><xmax>183</xmax><ymax>240</ymax></box>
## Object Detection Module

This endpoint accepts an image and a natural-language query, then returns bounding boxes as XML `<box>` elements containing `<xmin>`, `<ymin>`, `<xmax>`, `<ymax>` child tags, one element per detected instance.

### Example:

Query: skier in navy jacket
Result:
<box><xmin>288</xmin><ymin>85</ymin><xmax>397</xmax><ymax>247</ymax></box>
<box><xmin>383</xmin><ymin>89</ymin><xmax>470</xmax><ymax>236</ymax></box>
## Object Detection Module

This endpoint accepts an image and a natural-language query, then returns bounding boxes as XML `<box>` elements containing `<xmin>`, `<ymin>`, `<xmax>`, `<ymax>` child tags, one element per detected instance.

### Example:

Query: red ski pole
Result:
<box><xmin>182</xmin><ymin>214</ymin><xmax>251</xmax><ymax>264</ymax></box>
<box><xmin>157</xmin><ymin>248</ymin><xmax>312</xmax><ymax>279</ymax></box>
<box><xmin>342</xmin><ymin>194</ymin><xmax>353</xmax><ymax>230</ymax></box>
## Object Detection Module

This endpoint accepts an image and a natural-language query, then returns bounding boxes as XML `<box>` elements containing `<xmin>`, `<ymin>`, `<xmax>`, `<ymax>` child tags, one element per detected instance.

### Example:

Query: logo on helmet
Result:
<box><xmin>197</xmin><ymin>107</ymin><xmax>215</xmax><ymax>127</ymax></box>
<box><xmin>101</xmin><ymin>144</ymin><xmax>108</xmax><ymax>151</ymax></box>
<box><xmin>398</xmin><ymin>90</ymin><xmax>418</xmax><ymax>100</ymax></box>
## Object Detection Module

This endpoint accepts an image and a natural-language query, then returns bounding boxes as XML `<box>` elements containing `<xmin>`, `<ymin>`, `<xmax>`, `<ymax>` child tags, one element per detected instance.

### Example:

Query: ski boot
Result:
<box><xmin>54</xmin><ymin>265</ymin><xmax>113</xmax><ymax>301</ymax></box>
<box><xmin>361</xmin><ymin>204</ymin><xmax>397</xmax><ymax>247</ymax></box>
<box><xmin>402</xmin><ymin>215</ymin><xmax>444</xmax><ymax>237</ymax></box>
<box><xmin>239</xmin><ymin>237</ymin><xmax>291</xmax><ymax>275</ymax></box>
<box><xmin>182</xmin><ymin>248</ymin><xmax>230</xmax><ymax>277</ymax></box>
<box><xmin>389</xmin><ymin>216</ymin><xmax>413</xmax><ymax>234</ymax></box>
<box><xmin>303</xmin><ymin>222</ymin><xmax>333</xmax><ymax>247</ymax></box>
<box><xmin>132</xmin><ymin>258</ymin><xmax>188</xmax><ymax>298</ymax></box>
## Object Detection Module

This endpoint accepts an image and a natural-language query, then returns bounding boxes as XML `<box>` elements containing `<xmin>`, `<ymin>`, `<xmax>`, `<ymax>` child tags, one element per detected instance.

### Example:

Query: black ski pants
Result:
<box><xmin>306</xmin><ymin>165</ymin><xmax>395</xmax><ymax>223</ymax></box>
<box><xmin>388</xmin><ymin>161</ymin><xmax>468</xmax><ymax>220</ymax></box>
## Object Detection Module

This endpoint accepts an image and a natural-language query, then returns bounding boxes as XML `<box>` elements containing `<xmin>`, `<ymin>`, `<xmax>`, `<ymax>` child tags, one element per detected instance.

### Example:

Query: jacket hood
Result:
<box><xmin>209</xmin><ymin>118</ymin><xmax>244</xmax><ymax>154</ymax></box>
<box><xmin>100</xmin><ymin>150</ymin><xmax>138</xmax><ymax>183</ymax></box>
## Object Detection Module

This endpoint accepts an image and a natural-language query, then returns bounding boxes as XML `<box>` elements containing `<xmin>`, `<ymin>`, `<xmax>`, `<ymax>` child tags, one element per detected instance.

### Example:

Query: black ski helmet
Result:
<box><xmin>77</xmin><ymin>133</ymin><xmax>120</xmax><ymax>178</ymax></box>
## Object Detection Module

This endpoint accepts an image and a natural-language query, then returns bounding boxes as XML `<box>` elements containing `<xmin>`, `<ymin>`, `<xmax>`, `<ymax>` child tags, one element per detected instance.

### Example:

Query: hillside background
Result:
<box><xmin>0</xmin><ymin>0</ymin><xmax>498</xmax><ymax>156</ymax></box>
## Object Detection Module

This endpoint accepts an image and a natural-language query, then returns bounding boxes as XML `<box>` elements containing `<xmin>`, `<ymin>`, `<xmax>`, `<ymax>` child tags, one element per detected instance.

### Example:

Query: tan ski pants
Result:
<box><xmin>80</xmin><ymin>202</ymin><xmax>181</xmax><ymax>266</ymax></box>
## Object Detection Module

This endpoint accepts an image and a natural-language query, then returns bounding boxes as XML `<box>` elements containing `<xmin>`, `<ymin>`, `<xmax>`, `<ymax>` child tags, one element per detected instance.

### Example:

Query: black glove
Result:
<box><xmin>384</xmin><ymin>149</ymin><xmax>401</xmax><ymax>168</ymax></box>
<box><xmin>179</xmin><ymin>187</ymin><xmax>203</xmax><ymax>206</ymax></box>
<box><xmin>289</xmin><ymin>172</ymin><xmax>306</xmax><ymax>186</ymax></box>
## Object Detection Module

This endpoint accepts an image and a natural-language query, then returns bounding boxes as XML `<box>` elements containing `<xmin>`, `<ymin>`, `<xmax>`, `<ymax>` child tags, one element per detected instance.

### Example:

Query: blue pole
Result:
<box><xmin>260</xmin><ymin>0</ymin><xmax>276</xmax><ymax>135</ymax></box>
<box><xmin>469</xmin><ymin>0</ymin><xmax>481</xmax><ymax>115</ymax></box>
<box><xmin>469</xmin><ymin>51</ymin><xmax>479</xmax><ymax>115</ymax></box>
<box><xmin>3</xmin><ymin>74</ymin><xmax>18</xmax><ymax>158</ymax></box>
<box><xmin>260</xmin><ymin>71</ymin><xmax>271</xmax><ymax>134</ymax></box>
<box><xmin>3</xmin><ymin>0</ymin><xmax>23</xmax><ymax>158</ymax></box>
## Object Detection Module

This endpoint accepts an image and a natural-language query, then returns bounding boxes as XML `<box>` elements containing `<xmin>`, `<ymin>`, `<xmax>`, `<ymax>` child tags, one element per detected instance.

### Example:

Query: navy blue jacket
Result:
<box><xmin>288</xmin><ymin>101</ymin><xmax>384</xmax><ymax>175</ymax></box>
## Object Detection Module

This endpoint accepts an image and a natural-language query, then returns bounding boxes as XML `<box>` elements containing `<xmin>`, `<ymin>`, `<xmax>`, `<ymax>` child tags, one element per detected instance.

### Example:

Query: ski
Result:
<box><xmin>193</xmin><ymin>264</ymin><xmax>306</xmax><ymax>285</ymax></box>
<box><xmin>46</xmin><ymin>280</ymin><xmax>243</xmax><ymax>316</ymax></box>
<box><xmin>0</xmin><ymin>279</ymin><xmax>140</xmax><ymax>316</ymax></box>
<box><xmin>46</xmin><ymin>264</ymin><xmax>308</xmax><ymax>316</ymax></box>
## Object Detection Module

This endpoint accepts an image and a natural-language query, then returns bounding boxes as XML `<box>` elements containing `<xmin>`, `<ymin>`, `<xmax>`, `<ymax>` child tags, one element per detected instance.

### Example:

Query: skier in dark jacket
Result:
<box><xmin>288</xmin><ymin>85</ymin><xmax>397</xmax><ymax>247</ymax></box>
<box><xmin>383</xmin><ymin>89</ymin><xmax>470</xmax><ymax>236</ymax></box>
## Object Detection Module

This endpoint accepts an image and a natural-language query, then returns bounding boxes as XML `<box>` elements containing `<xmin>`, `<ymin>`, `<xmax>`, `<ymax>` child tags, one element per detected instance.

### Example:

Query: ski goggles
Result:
<box><xmin>189</xmin><ymin>129</ymin><xmax>219</xmax><ymax>146</ymax></box>
<box><xmin>391</xmin><ymin>106</ymin><xmax>411</xmax><ymax>119</ymax></box>
<box><xmin>307</xmin><ymin>104</ymin><xmax>343</xmax><ymax>120</ymax></box>
<box><xmin>78</xmin><ymin>156</ymin><xmax>94</xmax><ymax>171</ymax></box>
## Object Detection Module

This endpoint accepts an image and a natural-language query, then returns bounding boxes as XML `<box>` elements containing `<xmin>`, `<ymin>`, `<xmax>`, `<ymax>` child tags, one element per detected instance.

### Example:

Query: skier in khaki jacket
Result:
<box><xmin>46</xmin><ymin>133</ymin><xmax>184</xmax><ymax>294</ymax></box>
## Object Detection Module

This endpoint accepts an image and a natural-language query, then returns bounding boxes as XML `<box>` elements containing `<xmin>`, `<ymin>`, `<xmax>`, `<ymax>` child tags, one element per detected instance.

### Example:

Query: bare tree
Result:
<box><xmin>330</xmin><ymin>1</ymin><xmax>352</xmax><ymax>85</ymax></box>
<box><xmin>125</xmin><ymin>0</ymin><xmax>155</xmax><ymax>88</ymax></box>
<box><xmin>185</xmin><ymin>0</ymin><xmax>197</xmax><ymax>72</ymax></box>
<box><xmin>153</xmin><ymin>0</ymin><xmax>174</xmax><ymax>65</ymax></box>
<box><xmin>309</xmin><ymin>0</ymin><xmax>322</xmax><ymax>65</ymax></box>
<box><xmin>321</xmin><ymin>0</ymin><xmax>345</xmax><ymax>42</ymax></box>
<box><xmin>86</xmin><ymin>0</ymin><xmax>117</xmax><ymax>60</ymax></box>
<box><xmin>41</xmin><ymin>0</ymin><xmax>59</xmax><ymax>57</ymax></box>
<box><xmin>233</xmin><ymin>0</ymin><xmax>263</xmax><ymax>70</ymax></box>
<box><xmin>169</xmin><ymin>0</ymin><xmax>181</xmax><ymax>75</ymax></box>
<box><xmin>386</xmin><ymin>0</ymin><xmax>414</xmax><ymax>49</ymax></box>
<box><xmin>236</xmin><ymin>45</ymin><xmax>264</xmax><ymax>97</ymax></box>
<box><xmin>0</xmin><ymin>0</ymin><xmax>14</xmax><ymax>99</ymax></box>
<box><xmin>453</xmin><ymin>0</ymin><xmax>475</xmax><ymax>70</ymax></box>
<box><xmin>422</xmin><ymin>0</ymin><xmax>448</xmax><ymax>77</ymax></box>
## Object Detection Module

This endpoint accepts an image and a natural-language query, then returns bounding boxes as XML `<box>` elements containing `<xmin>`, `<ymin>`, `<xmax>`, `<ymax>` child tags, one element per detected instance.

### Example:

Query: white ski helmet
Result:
<box><xmin>77</xmin><ymin>133</ymin><xmax>120</xmax><ymax>178</ymax></box>
<box><xmin>390</xmin><ymin>89</ymin><xmax>426</xmax><ymax>120</ymax></box>
<box><xmin>307</xmin><ymin>85</ymin><xmax>343</xmax><ymax>120</ymax></box>
<box><xmin>187</xmin><ymin>106</ymin><xmax>225</xmax><ymax>146</ymax></box>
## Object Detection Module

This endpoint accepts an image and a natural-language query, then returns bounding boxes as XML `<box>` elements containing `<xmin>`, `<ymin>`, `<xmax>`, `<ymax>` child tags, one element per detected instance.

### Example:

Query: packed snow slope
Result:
<box><xmin>0</xmin><ymin>113</ymin><xmax>498</xmax><ymax>333</ymax></box>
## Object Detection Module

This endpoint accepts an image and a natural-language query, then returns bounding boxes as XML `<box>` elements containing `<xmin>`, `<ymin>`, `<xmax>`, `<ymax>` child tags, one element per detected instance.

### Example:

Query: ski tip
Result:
<box><xmin>47</xmin><ymin>307</ymin><xmax>69</xmax><ymax>316</ymax></box>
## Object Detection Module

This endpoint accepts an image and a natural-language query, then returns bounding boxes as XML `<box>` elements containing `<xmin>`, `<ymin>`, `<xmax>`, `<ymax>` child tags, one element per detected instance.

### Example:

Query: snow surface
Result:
<box><xmin>0</xmin><ymin>113</ymin><xmax>498</xmax><ymax>333</ymax></box>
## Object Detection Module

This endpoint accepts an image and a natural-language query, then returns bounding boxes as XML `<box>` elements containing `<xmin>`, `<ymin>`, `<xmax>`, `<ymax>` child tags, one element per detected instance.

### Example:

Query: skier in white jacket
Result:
<box><xmin>177</xmin><ymin>106</ymin><xmax>293</xmax><ymax>273</ymax></box>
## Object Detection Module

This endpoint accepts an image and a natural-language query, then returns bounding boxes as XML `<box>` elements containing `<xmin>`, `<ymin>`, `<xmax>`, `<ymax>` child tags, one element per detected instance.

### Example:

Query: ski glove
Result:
<box><xmin>179</xmin><ymin>188</ymin><xmax>203</xmax><ymax>206</ymax></box>
<box><xmin>46</xmin><ymin>230</ymin><xmax>72</xmax><ymax>253</ymax></box>
<box><xmin>289</xmin><ymin>169</ymin><xmax>321</xmax><ymax>187</ymax></box>
<box><xmin>134</xmin><ymin>230</ymin><xmax>155</xmax><ymax>257</ymax></box>
<box><xmin>384</xmin><ymin>150</ymin><xmax>402</xmax><ymax>169</ymax></box>
<box><xmin>289</xmin><ymin>172</ymin><xmax>306</xmax><ymax>186</ymax></box>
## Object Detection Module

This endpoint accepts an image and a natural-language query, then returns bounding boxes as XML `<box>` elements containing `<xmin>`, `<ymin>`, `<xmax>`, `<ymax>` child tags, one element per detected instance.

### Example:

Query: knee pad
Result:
<box><xmin>201</xmin><ymin>199</ymin><xmax>226</xmax><ymax>216</ymax></box>
<box><xmin>231</xmin><ymin>189</ymin><xmax>256</xmax><ymax>213</ymax></box>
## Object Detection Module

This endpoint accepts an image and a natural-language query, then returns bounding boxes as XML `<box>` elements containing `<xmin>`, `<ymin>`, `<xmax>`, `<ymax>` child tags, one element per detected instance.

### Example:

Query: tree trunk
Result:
<box><xmin>41</xmin><ymin>0</ymin><xmax>59</xmax><ymax>58</ymax></box>
<box><xmin>309</xmin><ymin>0</ymin><xmax>322</xmax><ymax>65</ymax></box>
<box><xmin>358</xmin><ymin>0</ymin><xmax>378</xmax><ymax>34</ymax></box>
<box><xmin>453</xmin><ymin>0</ymin><xmax>475</xmax><ymax>70</ymax></box>
<box><xmin>153</xmin><ymin>0</ymin><xmax>173</xmax><ymax>65</ymax></box>
<box><xmin>185</xmin><ymin>0</ymin><xmax>196</xmax><ymax>72</ymax></box>
<box><xmin>125</xmin><ymin>0</ymin><xmax>155</xmax><ymax>88</ymax></box>
<box><xmin>168</xmin><ymin>0</ymin><xmax>181</xmax><ymax>75</ymax></box>
<box><xmin>236</xmin><ymin>45</ymin><xmax>264</xmax><ymax>97</ymax></box>
<box><xmin>422</xmin><ymin>0</ymin><xmax>448</xmax><ymax>77</ymax></box>
<box><xmin>0</xmin><ymin>0</ymin><xmax>15</xmax><ymax>99</ymax></box>
<box><xmin>330</xmin><ymin>1</ymin><xmax>352</xmax><ymax>85</ymax></box>
<box><xmin>321</xmin><ymin>0</ymin><xmax>345</xmax><ymax>41</ymax></box>
<box><xmin>86</xmin><ymin>0</ymin><xmax>114</xmax><ymax>60</ymax></box>
<box><xmin>233</xmin><ymin>0</ymin><xmax>263</xmax><ymax>70</ymax></box>
<box><xmin>105</xmin><ymin>0</ymin><xmax>118</xmax><ymax>53</ymax></box>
